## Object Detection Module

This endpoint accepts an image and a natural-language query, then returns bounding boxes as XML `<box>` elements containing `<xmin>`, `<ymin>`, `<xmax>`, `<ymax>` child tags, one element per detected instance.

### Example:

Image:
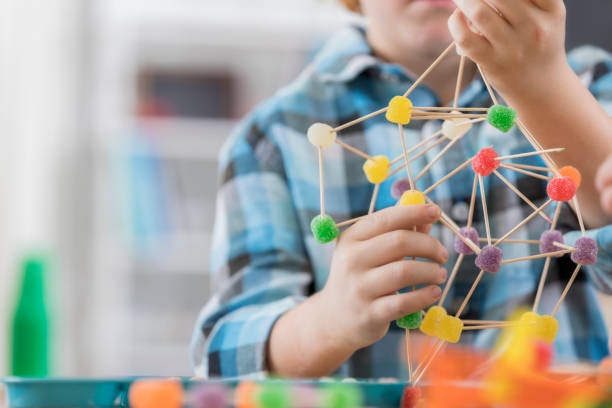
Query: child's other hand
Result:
<box><xmin>319</xmin><ymin>204</ymin><xmax>448</xmax><ymax>351</ymax></box>
<box><xmin>596</xmin><ymin>155</ymin><xmax>612</xmax><ymax>215</ymax></box>
<box><xmin>448</xmin><ymin>0</ymin><xmax>569</xmax><ymax>100</ymax></box>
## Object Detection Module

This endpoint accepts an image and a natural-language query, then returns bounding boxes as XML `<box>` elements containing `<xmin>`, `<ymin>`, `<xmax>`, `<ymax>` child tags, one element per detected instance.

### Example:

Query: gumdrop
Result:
<box><xmin>400</xmin><ymin>190</ymin><xmax>426</xmax><ymax>206</ymax></box>
<box><xmin>396</xmin><ymin>311</ymin><xmax>423</xmax><ymax>329</ymax></box>
<box><xmin>454</xmin><ymin>227</ymin><xmax>480</xmax><ymax>255</ymax></box>
<box><xmin>386</xmin><ymin>96</ymin><xmax>413</xmax><ymax>125</ymax></box>
<box><xmin>439</xmin><ymin>314</ymin><xmax>464</xmax><ymax>343</ymax></box>
<box><xmin>401</xmin><ymin>386</ymin><xmax>422</xmax><ymax>408</ymax></box>
<box><xmin>235</xmin><ymin>381</ymin><xmax>259</xmax><ymax>408</ymax></box>
<box><xmin>307</xmin><ymin>123</ymin><xmax>337</xmax><ymax>149</ymax></box>
<box><xmin>547</xmin><ymin>177</ymin><xmax>576</xmax><ymax>202</ymax></box>
<box><xmin>487</xmin><ymin>105</ymin><xmax>517</xmax><ymax>133</ymax></box>
<box><xmin>475</xmin><ymin>245</ymin><xmax>503</xmax><ymax>273</ymax></box>
<box><xmin>129</xmin><ymin>380</ymin><xmax>183</xmax><ymax>408</ymax></box>
<box><xmin>559</xmin><ymin>165</ymin><xmax>582</xmax><ymax>189</ymax></box>
<box><xmin>363</xmin><ymin>155</ymin><xmax>390</xmax><ymax>184</ymax></box>
<box><xmin>539</xmin><ymin>230</ymin><xmax>565</xmax><ymax>256</ymax></box>
<box><xmin>311</xmin><ymin>215</ymin><xmax>339</xmax><ymax>244</ymax></box>
<box><xmin>519</xmin><ymin>312</ymin><xmax>558</xmax><ymax>345</ymax></box>
<box><xmin>191</xmin><ymin>384</ymin><xmax>228</xmax><ymax>408</ymax></box>
<box><xmin>442</xmin><ymin>111</ymin><xmax>473</xmax><ymax>140</ymax></box>
<box><xmin>391</xmin><ymin>178</ymin><xmax>412</xmax><ymax>200</ymax></box>
<box><xmin>571</xmin><ymin>237</ymin><xmax>598</xmax><ymax>265</ymax></box>
<box><xmin>420</xmin><ymin>306</ymin><xmax>447</xmax><ymax>338</ymax></box>
<box><xmin>472</xmin><ymin>147</ymin><xmax>500</xmax><ymax>177</ymax></box>
<box><xmin>321</xmin><ymin>383</ymin><xmax>363</xmax><ymax>408</ymax></box>
<box><xmin>257</xmin><ymin>383</ymin><xmax>292</xmax><ymax>408</ymax></box>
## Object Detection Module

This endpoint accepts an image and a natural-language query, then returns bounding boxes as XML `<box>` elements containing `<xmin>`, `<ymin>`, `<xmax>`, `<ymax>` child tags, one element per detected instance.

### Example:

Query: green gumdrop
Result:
<box><xmin>311</xmin><ymin>215</ymin><xmax>339</xmax><ymax>244</ymax></box>
<box><xmin>487</xmin><ymin>104</ymin><xmax>517</xmax><ymax>133</ymax></box>
<box><xmin>321</xmin><ymin>384</ymin><xmax>363</xmax><ymax>408</ymax></box>
<box><xmin>257</xmin><ymin>383</ymin><xmax>291</xmax><ymax>408</ymax></box>
<box><xmin>396</xmin><ymin>311</ymin><xmax>423</xmax><ymax>329</ymax></box>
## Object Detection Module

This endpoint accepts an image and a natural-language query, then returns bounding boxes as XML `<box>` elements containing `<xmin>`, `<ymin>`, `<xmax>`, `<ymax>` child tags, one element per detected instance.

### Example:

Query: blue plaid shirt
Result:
<box><xmin>191</xmin><ymin>26</ymin><xmax>612</xmax><ymax>379</ymax></box>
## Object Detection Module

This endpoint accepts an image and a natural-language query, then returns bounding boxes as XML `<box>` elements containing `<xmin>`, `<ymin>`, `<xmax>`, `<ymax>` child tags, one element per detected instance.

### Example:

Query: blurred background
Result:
<box><xmin>0</xmin><ymin>0</ymin><xmax>610</xmax><ymax>378</ymax></box>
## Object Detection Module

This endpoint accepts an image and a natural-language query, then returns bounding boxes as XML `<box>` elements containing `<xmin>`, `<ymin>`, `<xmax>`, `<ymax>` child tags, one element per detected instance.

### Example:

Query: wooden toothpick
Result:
<box><xmin>456</xmin><ymin>270</ymin><xmax>485</xmax><ymax>318</ymax></box>
<box><xmin>515</xmin><ymin>120</ymin><xmax>562</xmax><ymax>177</ymax></box>
<box><xmin>318</xmin><ymin>147</ymin><xmax>325</xmax><ymax>216</ymax></box>
<box><xmin>478</xmin><ymin>238</ymin><xmax>541</xmax><ymax>245</ymax></box>
<box><xmin>335</xmin><ymin>215</ymin><xmax>367</xmax><ymax>228</ymax></box>
<box><xmin>333</xmin><ymin>107</ymin><xmax>388</xmax><ymax>133</ymax></box>
<box><xmin>413</xmin><ymin>340</ymin><xmax>446</xmax><ymax>386</ymax></box>
<box><xmin>388</xmin><ymin>137</ymin><xmax>446</xmax><ymax>178</ymax></box>
<box><xmin>571</xmin><ymin>196</ymin><xmax>587</xmax><ymax>236</ymax></box>
<box><xmin>438</xmin><ymin>216</ymin><xmax>482</xmax><ymax>255</ymax></box>
<box><xmin>414</xmin><ymin>106</ymin><xmax>489</xmax><ymax>112</ymax></box>
<box><xmin>439</xmin><ymin>253</ymin><xmax>465</xmax><ymax>307</ymax></box>
<box><xmin>454</xmin><ymin>55</ymin><xmax>466</xmax><ymax>109</ymax></box>
<box><xmin>406</xmin><ymin>329</ymin><xmax>413</xmax><ymax>382</ymax></box>
<box><xmin>467</xmin><ymin>174</ymin><xmax>478</xmax><ymax>229</ymax></box>
<box><xmin>496</xmin><ymin>148</ymin><xmax>565</xmax><ymax>161</ymax></box>
<box><xmin>552</xmin><ymin>263</ymin><xmax>583</xmax><ymax>317</ymax></box>
<box><xmin>494</xmin><ymin>199</ymin><xmax>553</xmax><ymax>247</ymax></box>
<box><xmin>477</xmin><ymin>64</ymin><xmax>499</xmax><ymax>105</ymax></box>
<box><xmin>369</xmin><ymin>184</ymin><xmax>380</xmax><ymax>215</ymax></box>
<box><xmin>501</xmin><ymin>249</ymin><xmax>574</xmax><ymax>265</ymax></box>
<box><xmin>334</xmin><ymin>139</ymin><xmax>374</xmax><ymax>161</ymax></box>
<box><xmin>478</xmin><ymin>175</ymin><xmax>492</xmax><ymax>245</ymax></box>
<box><xmin>423</xmin><ymin>158</ymin><xmax>473</xmax><ymax>195</ymax></box>
<box><xmin>553</xmin><ymin>241</ymin><xmax>575</xmax><ymax>251</ymax></box>
<box><xmin>504</xmin><ymin>162</ymin><xmax>555</xmax><ymax>173</ymax></box>
<box><xmin>403</xmin><ymin>42</ymin><xmax>456</xmax><ymax>98</ymax></box>
<box><xmin>391</xmin><ymin>130</ymin><xmax>443</xmax><ymax>165</ymax></box>
<box><xmin>398</xmin><ymin>123</ymin><xmax>415</xmax><ymax>190</ymax></box>
<box><xmin>493</xmin><ymin>170</ymin><xmax>552</xmax><ymax>223</ymax></box>
<box><xmin>500</xmin><ymin>163</ymin><xmax>553</xmax><ymax>181</ymax></box>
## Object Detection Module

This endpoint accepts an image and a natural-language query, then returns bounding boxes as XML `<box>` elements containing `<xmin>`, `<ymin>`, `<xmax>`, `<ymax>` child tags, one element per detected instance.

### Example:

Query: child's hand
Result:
<box><xmin>448</xmin><ymin>0</ymin><xmax>569</xmax><ymax>100</ymax></box>
<box><xmin>596</xmin><ymin>155</ymin><xmax>612</xmax><ymax>215</ymax></box>
<box><xmin>319</xmin><ymin>204</ymin><xmax>448</xmax><ymax>351</ymax></box>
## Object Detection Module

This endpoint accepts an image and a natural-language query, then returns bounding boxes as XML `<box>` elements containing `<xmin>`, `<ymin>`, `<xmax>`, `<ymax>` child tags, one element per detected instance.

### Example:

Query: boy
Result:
<box><xmin>191</xmin><ymin>0</ymin><xmax>612</xmax><ymax>378</ymax></box>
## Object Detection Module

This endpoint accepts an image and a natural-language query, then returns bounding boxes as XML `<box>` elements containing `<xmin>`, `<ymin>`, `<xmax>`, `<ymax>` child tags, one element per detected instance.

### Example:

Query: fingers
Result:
<box><xmin>345</xmin><ymin>204</ymin><xmax>441</xmax><ymax>242</ymax></box>
<box><xmin>530</xmin><ymin>0</ymin><xmax>565</xmax><ymax>13</ymax></box>
<box><xmin>361</xmin><ymin>260</ymin><xmax>447</xmax><ymax>299</ymax></box>
<box><xmin>356</xmin><ymin>229</ymin><xmax>449</xmax><ymax>267</ymax></box>
<box><xmin>371</xmin><ymin>286</ymin><xmax>442</xmax><ymax>323</ymax></box>
<box><xmin>448</xmin><ymin>9</ymin><xmax>492</xmax><ymax>64</ymax></box>
<box><xmin>452</xmin><ymin>0</ymin><xmax>512</xmax><ymax>41</ymax></box>
<box><xmin>483</xmin><ymin>0</ymin><xmax>527</xmax><ymax>26</ymax></box>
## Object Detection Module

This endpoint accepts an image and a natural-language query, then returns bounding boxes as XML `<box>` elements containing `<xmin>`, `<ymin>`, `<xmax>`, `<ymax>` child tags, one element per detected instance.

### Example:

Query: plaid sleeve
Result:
<box><xmin>190</xmin><ymin>117</ymin><xmax>313</xmax><ymax>378</ymax></box>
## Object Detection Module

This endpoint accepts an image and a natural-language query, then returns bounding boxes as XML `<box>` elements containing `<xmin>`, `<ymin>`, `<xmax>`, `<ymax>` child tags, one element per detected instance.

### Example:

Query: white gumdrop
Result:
<box><xmin>307</xmin><ymin>123</ymin><xmax>337</xmax><ymax>149</ymax></box>
<box><xmin>442</xmin><ymin>111</ymin><xmax>473</xmax><ymax>140</ymax></box>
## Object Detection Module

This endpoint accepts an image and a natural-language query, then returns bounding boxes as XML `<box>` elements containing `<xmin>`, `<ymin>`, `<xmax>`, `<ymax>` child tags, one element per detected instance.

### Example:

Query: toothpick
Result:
<box><xmin>501</xmin><ymin>249</ymin><xmax>574</xmax><ymax>265</ymax></box>
<box><xmin>335</xmin><ymin>215</ymin><xmax>367</xmax><ymax>228</ymax></box>
<box><xmin>478</xmin><ymin>175</ymin><xmax>492</xmax><ymax>245</ymax></box>
<box><xmin>463</xmin><ymin>323</ymin><xmax>526</xmax><ymax>331</ymax></box>
<box><xmin>414</xmin><ymin>119</ymin><xmax>486</xmax><ymax>182</ymax></box>
<box><xmin>403</xmin><ymin>41</ymin><xmax>456</xmax><ymax>98</ymax></box>
<box><xmin>423</xmin><ymin>158</ymin><xmax>473</xmax><ymax>195</ymax></box>
<box><xmin>478</xmin><ymin>238</ymin><xmax>541</xmax><ymax>244</ymax></box>
<box><xmin>406</xmin><ymin>329</ymin><xmax>413</xmax><ymax>382</ymax></box>
<box><xmin>414</xmin><ymin>106</ymin><xmax>489</xmax><ymax>112</ymax></box>
<box><xmin>456</xmin><ymin>269</ymin><xmax>485</xmax><ymax>318</ymax></box>
<box><xmin>438</xmin><ymin>216</ymin><xmax>482</xmax><ymax>255</ymax></box>
<box><xmin>439</xmin><ymin>253</ymin><xmax>465</xmax><ymax>307</ymax></box>
<box><xmin>334</xmin><ymin>139</ymin><xmax>374</xmax><ymax>161</ymax></box>
<box><xmin>496</xmin><ymin>148</ymin><xmax>565</xmax><ymax>161</ymax></box>
<box><xmin>493</xmin><ymin>170</ymin><xmax>552</xmax><ymax>223</ymax></box>
<box><xmin>500</xmin><ymin>163</ymin><xmax>553</xmax><ymax>181</ymax></box>
<box><xmin>398</xmin><ymin>123</ymin><xmax>415</xmax><ymax>190</ymax></box>
<box><xmin>552</xmin><ymin>263</ymin><xmax>583</xmax><ymax>317</ymax></box>
<box><xmin>477</xmin><ymin>64</ymin><xmax>499</xmax><ymax>105</ymax></box>
<box><xmin>467</xmin><ymin>174</ymin><xmax>478</xmax><ymax>229</ymax></box>
<box><xmin>388</xmin><ymin>137</ymin><xmax>446</xmax><ymax>178</ymax></box>
<box><xmin>454</xmin><ymin>56</ymin><xmax>466</xmax><ymax>109</ymax></box>
<box><xmin>504</xmin><ymin>162</ymin><xmax>555</xmax><ymax>173</ymax></box>
<box><xmin>494</xmin><ymin>199</ymin><xmax>553</xmax><ymax>247</ymax></box>
<box><xmin>391</xmin><ymin>130</ymin><xmax>443</xmax><ymax>165</ymax></box>
<box><xmin>553</xmin><ymin>241</ymin><xmax>575</xmax><ymax>251</ymax></box>
<box><xmin>318</xmin><ymin>147</ymin><xmax>325</xmax><ymax>217</ymax></box>
<box><xmin>333</xmin><ymin>107</ymin><xmax>388</xmax><ymax>133</ymax></box>
<box><xmin>462</xmin><ymin>320</ymin><xmax>507</xmax><ymax>325</ymax></box>
<box><xmin>411</xmin><ymin>113</ymin><xmax>487</xmax><ymax>119</ymax></box>
<box><xmin>369</xmin><ymin>183</ymin><xmax>380</xmax><ymax>215</ymax></box>
<box><xmin>515</xmin><ymin>120</ymin><xmax>562</xmax><ymax>177</ymax></box>
<box><xmin>533</xmin><ymin>201</ymin><xmax>563</xmax><ymax>313</ymax></box>
<box><xmin>413</xmin><ymin>340</ymin><xmax>446</xmax><ymax>386</ymax></box>
<box><xmin>571</xmin><ymin>196</ymin><xmax>586</xmax><ymax>236</ymax></box>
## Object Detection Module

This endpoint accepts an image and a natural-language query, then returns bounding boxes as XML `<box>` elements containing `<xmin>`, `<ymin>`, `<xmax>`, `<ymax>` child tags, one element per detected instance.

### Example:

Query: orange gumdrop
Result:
<box><xmin>128</xmin><ymin>379</ymin><xmax>182</xmax><ymax>408</ymax></box>
<box><xmin>559</xmin><ymin>166</ymin><xmax>582</xmax><ymax>189</ymax></box>
<box><xmin>235</xmin><ymin>381</ymin><xmax>258</xmax><ymax>408</ymax></box>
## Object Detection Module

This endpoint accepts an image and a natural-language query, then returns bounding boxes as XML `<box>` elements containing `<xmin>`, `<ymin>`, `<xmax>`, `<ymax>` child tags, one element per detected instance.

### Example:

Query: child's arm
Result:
<box><xmin>448</xmin><ymin>0</ymin><xmax>612</xmax><ymax>228</ymax></box>
<box><xmin>268</xmin><ymin>204</ymin><xmax>447</xmax><ymax>377</ymax></box>
<box><xmin>597</xmin><ymin>156</ymin><xmax>612</xmax><ymax>215</ymax></box>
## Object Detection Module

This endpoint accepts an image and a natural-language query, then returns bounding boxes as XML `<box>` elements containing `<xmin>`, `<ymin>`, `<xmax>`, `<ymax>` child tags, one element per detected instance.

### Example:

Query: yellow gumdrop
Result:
<box><xmin>420</xmin><ymin>306</ymin><xmax>447</xmax><ymax>338</ymax></box>
<box><xmin>439</xmin><ymin>315</ymin><xmax>463</xmax><ymax>343</ymax></box>
<box><xmin>399</xmin><ymin>190</ymin><xmax>426</xmax><ymax>206</ymax></box>
<box><xmin>385</xmin><ymin>96</ymin><xmax>413</xmax><ymax>125</ymax></box>
<box><xmin>307</xmin><ymin>123</ymin><xmax>337</xmax><ymax>149</ymax></box>
<box><xmin>536</xmin><ymin>315</ymin><xmax>558</xmax><ymax>345</ymax></box>
<box><xmin>362</xmin><ymin>155</ymin><xmax>390</xmax><ymax>184</ymax></box>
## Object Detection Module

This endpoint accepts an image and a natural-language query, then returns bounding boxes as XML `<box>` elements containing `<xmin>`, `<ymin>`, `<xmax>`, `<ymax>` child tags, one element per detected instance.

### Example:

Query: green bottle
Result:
<box><xmin>11</xmin><ymin>254</ymin><xmax>50</xmax><ymax>376</ymax></box>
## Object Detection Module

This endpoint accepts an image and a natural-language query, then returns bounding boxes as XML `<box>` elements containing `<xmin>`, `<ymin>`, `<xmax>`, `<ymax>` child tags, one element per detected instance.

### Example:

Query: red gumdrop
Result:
<box><xmin>472</xmin><ymin>148</ymin><xmax>500</xmax><ymax>177</ymax></box>
<box><xmin>547</xmin><ymin>176</ymin><xmax>576</xmax><ymax>202</ymax></box>
<box><xmin>533</xmin><ymin>341</ymin><xmax>553</xmax><ymax>371</ymax></box>
<box><xmin>402</xmin><ymin>386</ymin><xmax>422</xmax><ymax>408</ymax></box>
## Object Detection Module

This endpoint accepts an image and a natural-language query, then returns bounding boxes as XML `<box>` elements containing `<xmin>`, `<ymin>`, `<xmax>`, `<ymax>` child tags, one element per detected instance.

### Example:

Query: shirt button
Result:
<box><xmin>451</xmin><ymin>201</ymin><xmax>469</xmax><ymax>223</ymax></box>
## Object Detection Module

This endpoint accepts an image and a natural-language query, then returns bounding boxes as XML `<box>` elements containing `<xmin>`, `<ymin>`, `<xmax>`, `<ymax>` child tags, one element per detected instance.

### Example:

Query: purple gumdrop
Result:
<box><xmin>454</xmin><ymin>227</ymin><xmax>480</xmax><ymax>255</ymax></box>
<box><xmin>391</xmin><ymin>178</ymin><xmax>412</xmax><ymax>200</ymax></box>
<box><xmin>571</xmin><ymin>237</ymin><xmax>598</xmax><ymax>266</ymax></box>
<box><xmin>191</xmin><ymin>384</ymin><xmax>228</xmax><ymax>408</ymax></box>
<box><xmin>540</xmin><ymin>230</ymin><xmax>565</xmax><ymax>257</ymax></box>
<box><xmin>475</xmin><ymin>245</ymin><xmax>503</xmax><ymax>273</ymax></box>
